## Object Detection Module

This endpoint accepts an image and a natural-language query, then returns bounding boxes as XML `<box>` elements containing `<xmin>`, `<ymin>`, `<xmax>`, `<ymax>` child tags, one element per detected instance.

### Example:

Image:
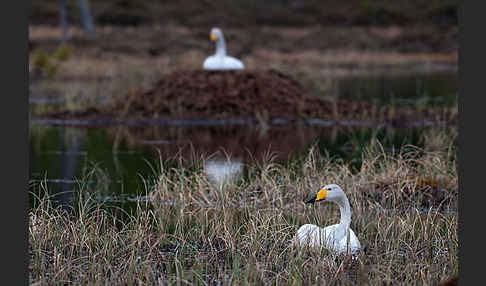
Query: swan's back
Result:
<box><xmin>203</xmin><ymin>55</ymin><xmax>244</xmax><ymax>70</ymax></box>
<box><xmin>294</xmin><ymin>223</ymin><xmax>361</xmax><ymax>254</ymax></box>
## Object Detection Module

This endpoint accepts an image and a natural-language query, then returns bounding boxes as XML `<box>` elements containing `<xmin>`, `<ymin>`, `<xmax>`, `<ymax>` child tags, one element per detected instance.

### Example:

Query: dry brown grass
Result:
<box><xmin>29</xmin><ymin>132</ymin><xmax>458</xmax><ymax>285</ymax></box>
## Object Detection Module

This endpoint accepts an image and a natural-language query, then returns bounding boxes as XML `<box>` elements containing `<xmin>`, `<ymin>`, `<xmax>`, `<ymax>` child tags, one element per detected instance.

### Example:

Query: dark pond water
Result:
<box><xmin>29</xmin><ymin>69</ymin><xmax>457</xmax><ymax>212</ymax></box>
<box><xmin>330</xmin><ymin>70</ymin><xmax>457</xmax><ymax>107</ymax></box>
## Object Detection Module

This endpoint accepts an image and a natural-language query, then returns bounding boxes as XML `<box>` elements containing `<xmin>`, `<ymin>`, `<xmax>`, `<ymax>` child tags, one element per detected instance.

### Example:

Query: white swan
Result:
<box><xmin>294</xmin><ymin>184</ymin><xmax>361</xmax><ymax>255</ymax></box>
<box><xmin>203</xmin><ymin>27</ymin><xmax>245</xmax><ymax>70</ymax></box>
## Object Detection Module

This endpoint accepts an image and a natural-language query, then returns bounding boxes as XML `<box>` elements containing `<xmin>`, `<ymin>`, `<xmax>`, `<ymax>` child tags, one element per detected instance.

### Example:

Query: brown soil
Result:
<box><xmin>41</xmin><ymin>69</ymin><xmax>457</xmax><ymax>124</ymax></box>
<box><xmin>115</xmin><ymin>69</ymin><xmax>371</xmax><ymax>120</ymax></box>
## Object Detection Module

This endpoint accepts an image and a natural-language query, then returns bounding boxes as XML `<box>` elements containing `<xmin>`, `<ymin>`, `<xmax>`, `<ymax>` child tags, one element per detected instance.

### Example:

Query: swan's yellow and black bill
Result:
<box><xmin>210</xmin><ymin>33</ymin><xmax>216</xmax><ymax>41</ymax></box>
<box><xmin>305</xmin><ymin>188</ymin><xmax>328</xmax><ymax>204</ymax></box>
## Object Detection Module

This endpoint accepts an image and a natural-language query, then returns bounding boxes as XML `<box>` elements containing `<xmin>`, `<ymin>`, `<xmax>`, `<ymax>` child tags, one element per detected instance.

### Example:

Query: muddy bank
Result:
<box><xmin>39</xmin><ymin>69</ymin><xmax>458</xmax><ymax>125</ymax></box>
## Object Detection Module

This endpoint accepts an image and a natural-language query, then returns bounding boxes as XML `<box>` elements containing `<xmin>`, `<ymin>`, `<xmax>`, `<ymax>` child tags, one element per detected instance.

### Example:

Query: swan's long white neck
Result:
<box><xmin>335</xmin><ymin>195</ymin><xmax>351</xmax><ymax>235</ymax></box>
<box><xmin>215</xmin><ymin>35</ymin><xmax>227</xmax><ymax>57</ymax></box>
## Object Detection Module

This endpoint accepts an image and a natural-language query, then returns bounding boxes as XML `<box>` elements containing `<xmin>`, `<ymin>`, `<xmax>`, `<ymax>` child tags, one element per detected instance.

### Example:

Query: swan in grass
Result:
<box><xmin>203</xmin><ymin>27</ymin><xmax>245</xmax><ymax>70</ymax></box>
<box><xmin>294</xmin><ymin>184</ymin><xmax>362</xmax><ymax>255</ymax></box>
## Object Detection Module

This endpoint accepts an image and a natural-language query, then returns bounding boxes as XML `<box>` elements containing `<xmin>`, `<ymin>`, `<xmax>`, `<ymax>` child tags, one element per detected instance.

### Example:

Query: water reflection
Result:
<box><xmin>204</xmin><ymin>157</ymin><xmax>243</xmax><ymax>188</ymax></box>
<box><xmin>319</xmin><ymin>71</ymin><xmax>457</xmax><ymax>107</ymax></box>
<box><xmin>110</xmin><ymin>124</ymin><xmax>319</xmax><ymax>163</ymax></box>
<box><xmin>29</xmin><ymin>124</ymin><xmax>455</xmax><ymax>192</ymax></box>
<box><xmin>57</xmin><ymin>127</ymin><xmax>83</xmax><ymax>205</ymax></box>
<box><xmin>29</xmin><ymin>125</ymin><xmax>155</xmax><ymax>209</ymax></box>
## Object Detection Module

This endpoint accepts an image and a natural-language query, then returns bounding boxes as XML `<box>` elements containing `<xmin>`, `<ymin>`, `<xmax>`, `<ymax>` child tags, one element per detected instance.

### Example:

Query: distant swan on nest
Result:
<box><xmin>294</xmin><ymin>184</ymin><xmax>361</xmax><ymax>255</ymax></box>
<box><xmin>203</xmin><ymin>27</ymin><xmax>245</xmax><ymax>70</ymax></box>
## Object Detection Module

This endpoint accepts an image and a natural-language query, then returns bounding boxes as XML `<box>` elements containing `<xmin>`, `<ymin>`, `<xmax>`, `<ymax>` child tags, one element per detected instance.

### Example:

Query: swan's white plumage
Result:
<box><xmin>294</xmin><ymin>184</ymin><xmax>362</xmax><ymax>255</ymax></box>
<box><xmin>203</xmin><ymin>55</ymin><xmax>244</xmax><ymax>70</ymax></box>
<box><xmin>203</xmin><ymin>27</ymin><xmax>244</xmax><ymax>70</ymax></box>
<box><xmin>295</xmin><ymin>223</ymin><xmax>361</xmax><ymax>254</ymax></box>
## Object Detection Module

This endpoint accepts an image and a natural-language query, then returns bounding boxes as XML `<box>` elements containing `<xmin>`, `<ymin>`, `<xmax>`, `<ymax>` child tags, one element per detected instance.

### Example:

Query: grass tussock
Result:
<box><xmin>29</xmin><ymin>138</ymin><xmax>458</xmax><ymax>285</ymax></box>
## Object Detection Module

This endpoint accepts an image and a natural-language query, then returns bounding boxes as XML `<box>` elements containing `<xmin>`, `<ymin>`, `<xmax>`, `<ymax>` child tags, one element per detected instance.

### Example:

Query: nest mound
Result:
<box><xmin>41</xmin><ymin>69</ymin><xmax>457</xmax><ymax>124</ymax></box>
<box><xmin>116</xmin><ymin>69</ymin><xmax>371</xmax><ymax>120</ymax></box>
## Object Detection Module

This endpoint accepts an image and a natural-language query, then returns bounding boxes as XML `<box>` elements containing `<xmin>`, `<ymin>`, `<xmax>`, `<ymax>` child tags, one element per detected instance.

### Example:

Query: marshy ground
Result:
<box><xmin>29</xmin><ymin>135</ymin><xmax>458</xmax><ymax>285</ymax></box>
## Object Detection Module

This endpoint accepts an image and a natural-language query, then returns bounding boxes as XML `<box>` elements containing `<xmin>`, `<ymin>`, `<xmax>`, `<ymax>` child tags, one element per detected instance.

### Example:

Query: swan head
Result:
<box><xmin>305</xmin><ymin>184</ymin><xmax>344</xmax><ymax>204</ymax></box>
<box><xmin>210</xmin><ymin>27</ymin><xmax>223</xmax><ymax>42</ymax></box>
